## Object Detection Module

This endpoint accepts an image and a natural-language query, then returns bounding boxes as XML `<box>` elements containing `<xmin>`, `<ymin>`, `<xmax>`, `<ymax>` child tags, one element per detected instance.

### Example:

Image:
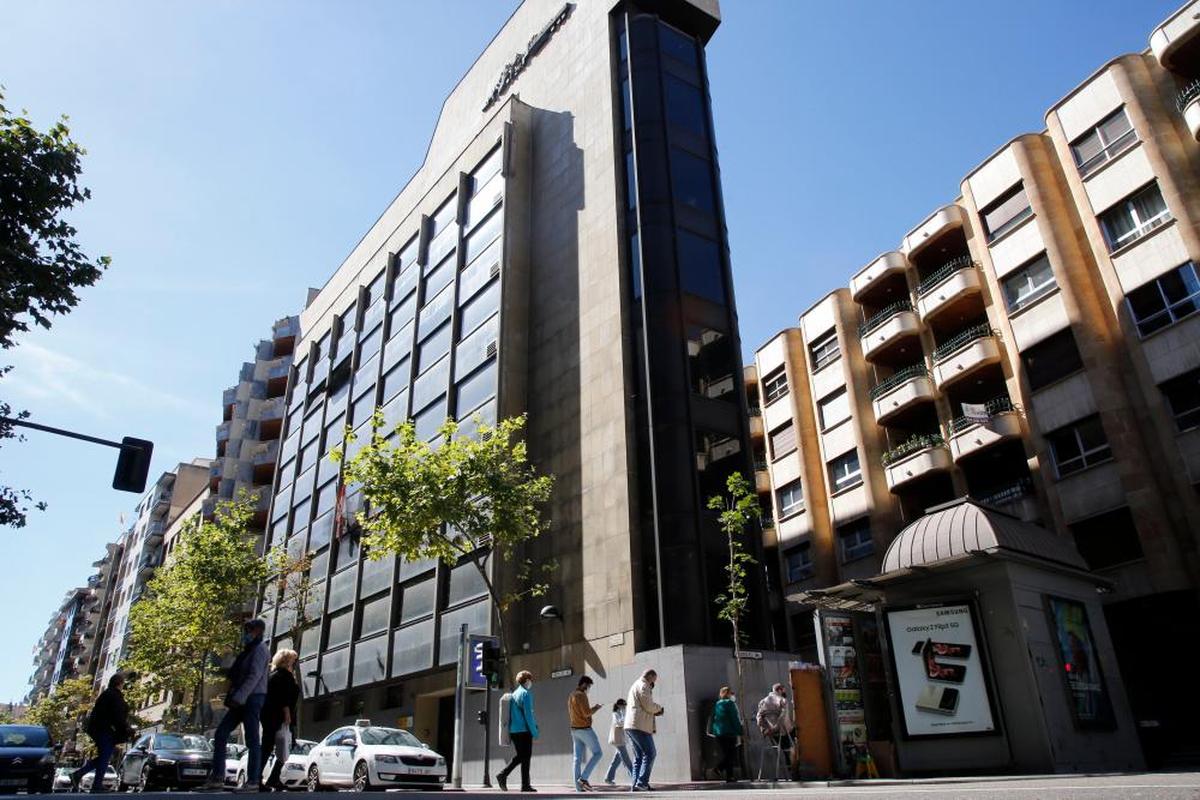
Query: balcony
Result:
<box><xmin>883</xmin><ymin>434</ymin><xmax>952</xmax><ymax>490</ymax></box>
<box><xmin>754</xmin><ymin>462</ymin><xmax>771</xmax><ymax>495</ymax></box>
<box><xmin>150</xmin><ymin>490</ymin><xmax>172</xmax><ymax>518</ymax></box>
<box><xmin>258</xmin><ymin>396</ymin><xmax>286</xmax><ymax>422</ymax></box>
<box><xmin>249</xmin><ymin>439</ymin><xmax>281</xmax><ymax>467</ymax></box>
<box><xmin>870</xmin><ymin>365</ymin><xmax>935</xmax><ymax>424</ymax></box>
<box><xmin>901</xmin><ymin>205</ymin><xmax>965</xmax><ymax>258</ymax></box>
<box><xmin>137</xmin><ymin>549</ymin><xmax>162</xmax><ymax>575</ymax></box>
<box><xmin>976</xmin><ymin>478</ymin><xmax>1039</xmax><ymax>523</ymax></box>
<box><xmin>948</xmin><ymin>397</ymin><xmax>1023</xmax><ymax>461</ymax></box>
<box><xmin>859</xmin><ymin>301</ymin><xmax>920</xmax><ymax>361</ymax></box>
<box><xmin>1179</xmin><ymin>81</ymin><xmax>1200</xmax><ymax>141</ymax></box>
<box><xmin>931</xmin><ymin>325</ymin><xmax>1001</xmax><ymax>390</ymax></box>
<box><xmin>851</xmin><ymin>251</ymin><xmax>908</xmax><ymax>302</ymax></box>
<box><xmin>1151</xmin><ymin>0</ymin><xmax>1200</xmax><ymax>70</ymax></box>
<box><xmin>216</xmin><ymin>421</ymin><xmax>231</xmax><ymax>443</ymax></box>
<box><xmin>223</xmin><ymin>386</ymin><xmax>238</xmax><ymax>407</ymax></box>
<box><xmin>915</xmin><ymin>257</ymin><xmax>981</xmax><ymax>323</ymax></box>
<box><xmin>273</xmin><ymin>316</ymin><xmax>300</xmax><ymax>341</ymax></box>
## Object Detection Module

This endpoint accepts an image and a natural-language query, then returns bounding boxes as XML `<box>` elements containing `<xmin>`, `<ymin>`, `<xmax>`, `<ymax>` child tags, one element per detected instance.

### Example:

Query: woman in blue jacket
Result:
<box><xmin>498</xmin><ymin>670</ymin><xmax>539</xmax><ymax>791</ymax></box>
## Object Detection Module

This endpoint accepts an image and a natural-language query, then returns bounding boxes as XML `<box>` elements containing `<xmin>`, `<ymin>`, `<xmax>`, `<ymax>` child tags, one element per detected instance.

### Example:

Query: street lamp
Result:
<box><xmin>539</xmin><ymin>605</ymin><xmax>569</xmax><ymax>677</ymax></box>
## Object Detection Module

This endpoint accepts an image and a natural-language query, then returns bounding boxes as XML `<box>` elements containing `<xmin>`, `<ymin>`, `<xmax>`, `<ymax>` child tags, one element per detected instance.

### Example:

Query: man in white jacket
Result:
<box><xmin>622</xmin><ymin>670</ymin><xmax>664</xmax><ymax>791</ymax></box>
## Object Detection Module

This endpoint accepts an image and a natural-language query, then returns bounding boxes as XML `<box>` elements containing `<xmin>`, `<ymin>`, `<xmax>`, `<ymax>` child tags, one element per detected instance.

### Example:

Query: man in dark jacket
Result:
<box><xmin>205</xmin><ymin>619</ymin><xmax>270</xmax><ymax>791</ymax></box>
<box><xmin>72</xmin><ymin>673</ymin><xmax>132</xmax><ymax>792</ymax></box>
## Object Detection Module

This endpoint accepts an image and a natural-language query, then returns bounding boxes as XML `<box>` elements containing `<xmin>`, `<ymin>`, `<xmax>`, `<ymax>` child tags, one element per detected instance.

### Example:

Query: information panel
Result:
<box><xmin>884</xmin><ymin>603</ymin><xmax>996</xmax><ymax>737</ymax></box>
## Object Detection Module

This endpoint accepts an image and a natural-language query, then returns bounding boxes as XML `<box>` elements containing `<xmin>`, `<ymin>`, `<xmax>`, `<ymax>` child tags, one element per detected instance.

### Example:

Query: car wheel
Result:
<box><xmin>352</xmin><ymin>761</ymin><xmax>374</xmax><ymax>792</ymax></box>
<box><xmin>137</xmin><ymin>764</ymin><xmax>154</xmax><ymax>793</ymax></box>
<box><xmin>236</xmin><ymin>770</ymin><xmax>246</xmax><ymax>789</ymax></box>
<box><xmin>306</xmin><ymin>765</ymin><xmax>321</xmax><ymax>793</ymax></box>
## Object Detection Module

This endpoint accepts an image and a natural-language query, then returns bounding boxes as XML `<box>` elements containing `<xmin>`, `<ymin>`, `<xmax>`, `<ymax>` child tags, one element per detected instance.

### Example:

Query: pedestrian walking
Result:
<box><xmin>72</xmin><ymin>673</ymin><xmax>133</xmax><ymax>793</ymax></box>
<box><xmin>259</xmin><ymin>648</ymin><xmax>299</xmax><ymax>791</ymax></box>
<box><xmin>710</xmin><ymin>686</ymin><xmax>742</xmax><ymax>783</ymax></box>
<box><xmin>205</xmin><ymin>619</ymin><xmax>270</xmax><ymax>792</ymax></box>
<box><xmin>623</xmin><ymin>669</ymin><xmax>664</xmax><ymax>791</ymax></box>
<box><xmin>755</xmin><ymin>683</ymin><xmax>795</xmax><ymax>774</ymax></box>
<box><xmin>496</xmin><ymin>670</ymin><xmax>539</xmax><ymax>792</ymax></box>
<box><xmin>602</xmin><ymin>698</ymin><xmax>632</xmax><ymax>786</ymax></box>
<box><xmin>567</xmin><ymin>676</ymin><xmax>603</xmax><ymax>791</ymax></box>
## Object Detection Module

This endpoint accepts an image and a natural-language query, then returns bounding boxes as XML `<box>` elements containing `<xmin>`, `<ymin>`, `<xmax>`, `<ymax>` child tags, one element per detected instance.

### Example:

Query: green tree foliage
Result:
<box><xmin>0</xmin><ymin>89</ymin><xmax>109</xmax><ymax>528</ymax></box>
<box><xmin>335</xmin><ymin>413</ymin><xmax>554</xmax><ymax>674</ymax></box>
<box><xmin>24</xmin><ymin>675</ymin><xmax>96</xmax><ymax>748</ymax></box>
<box><xmin>123</xmin><ymin>498</ymin><xmax>267</xmax><ymax>729</ymax></box>
<box><xmin>707</xmin><ymin>472</ymin><xmax>759</xmax><ymax>699</ymax></box>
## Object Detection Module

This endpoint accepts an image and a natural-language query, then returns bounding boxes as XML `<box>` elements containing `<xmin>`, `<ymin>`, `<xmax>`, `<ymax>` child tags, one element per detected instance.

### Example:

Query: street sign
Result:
<box><xmin>467</xmin><ymin>634</ymin><xmax>499</xmax><ymax>690</ymax></box>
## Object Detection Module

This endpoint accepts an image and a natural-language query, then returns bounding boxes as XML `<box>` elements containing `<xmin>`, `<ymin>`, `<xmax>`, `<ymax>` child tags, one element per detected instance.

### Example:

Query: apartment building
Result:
<box><xmin>204</xmin><ymin>315</ymin><xmax>300</xmax><ymax>534</ymax></box>
<box><xmin>753</xmin><ymin>1</ymin><xmax>1200</xmax><ymax>765</ymax></box>
<box><xmin>96</xmin><ymin>461</ymin><xmax>211</xmax><ymax>690</ymax></box>
<box><xmin>259</xmin><ymin>0</ymin><xmax>777</xmax><ymax>781</ymax></box>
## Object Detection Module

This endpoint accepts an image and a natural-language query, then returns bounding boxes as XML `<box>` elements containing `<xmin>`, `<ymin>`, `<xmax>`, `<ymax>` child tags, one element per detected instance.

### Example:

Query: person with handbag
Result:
<box><xmin>601</xmin><ymin>698</ymin><xmax>631</xmax><ymax>786</ymax></box>
<box><xmin>259</xmin><ymin>648</ymin><xmax>299</xmax><ymax>791</ymax></box>
<box><xmin>72</xmin><ymin>673</ymin><xmax>133</xmax><ymax>792</ymax></box>
<box><xmin>709</xmin><ymin>686</ymin><xmax>742</xmax><ymax>783</ymax></box>
<box><xmin>496</xmin><ymin>670</ymin><xmax>538</xmax><ymax>792</ymax></box>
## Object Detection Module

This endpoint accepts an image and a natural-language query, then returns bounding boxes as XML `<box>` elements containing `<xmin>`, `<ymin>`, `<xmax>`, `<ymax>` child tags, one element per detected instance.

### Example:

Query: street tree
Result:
<box><xmin>707</xmin><ymin>471</ymin><xmax>759</xmax><ymax>705</ymax></box>
<box><xmin>124</xmin><ymin>497</ymin><xmax>267</xmax><ymax>730</ymax></box>
<box><xmin>24</xmin><ymin>675</ymin><xmax>96</xmax><ymax>752</ymax></box>
<box><xmin>0</xmin><ymin>89</ymin><xmax>109</xmax><ymax>528</ymax></box>
<box><xmin>334</xmin><ymin>413</ymin><xmax>554</xmax><ymax>680</ymax></box>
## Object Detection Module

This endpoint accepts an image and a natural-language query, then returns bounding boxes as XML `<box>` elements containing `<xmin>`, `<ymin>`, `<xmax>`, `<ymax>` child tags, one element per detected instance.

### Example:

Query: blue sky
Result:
<box><xmin>0</xmin><ymin>0</ymin><xmax>1177</xmax><ymax>701</ymax></box>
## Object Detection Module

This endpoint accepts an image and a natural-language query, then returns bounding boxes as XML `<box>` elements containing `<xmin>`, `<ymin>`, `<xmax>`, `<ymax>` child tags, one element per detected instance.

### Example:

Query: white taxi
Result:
<box><xmin>305</xmin><ymin>721</ymin><xmax>445</xmax><ymax>792</ymax></box>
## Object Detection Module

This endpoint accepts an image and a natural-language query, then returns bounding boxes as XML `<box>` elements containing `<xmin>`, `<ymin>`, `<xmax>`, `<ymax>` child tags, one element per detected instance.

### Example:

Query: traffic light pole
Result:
<box><xmin>1</xmin><ymin>417</ymin><xmax>153</xmax><ymax>493</ymax></box>
<box><xmin>452</xmin><ymin>624</ymin><xmax>467</xmax><ymax>789</ymax></box>
<box><xmin>481</xmin><ymin>679</ymin><xmax>492</xmax><ymax>788</ymax></box>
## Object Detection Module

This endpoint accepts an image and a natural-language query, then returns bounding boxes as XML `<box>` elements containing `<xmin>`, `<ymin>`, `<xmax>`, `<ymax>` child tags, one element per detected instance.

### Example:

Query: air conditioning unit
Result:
<box><xmin>485</xmin><ymin>341</ymin><xmax>498</xmax><ymax>359</ymax></box>
<box><xmin>490</xmin><ymin>262</ymin><xmax>501</xmax><ymax>279</ymax></box>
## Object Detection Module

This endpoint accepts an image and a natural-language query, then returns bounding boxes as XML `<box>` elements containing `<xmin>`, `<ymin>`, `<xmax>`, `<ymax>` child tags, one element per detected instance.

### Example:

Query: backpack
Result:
<box><xmin>498</xmin><ymin>692</ymin><xmax>512</xmax><ymax>747</ymax></box>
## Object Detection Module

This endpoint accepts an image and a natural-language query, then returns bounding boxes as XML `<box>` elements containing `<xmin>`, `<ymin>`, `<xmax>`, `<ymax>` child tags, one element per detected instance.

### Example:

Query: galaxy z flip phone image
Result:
<box><xmin>916</xmin><ymin>685</ymin><xmax>960</xmax><ymax>715</ymax></box>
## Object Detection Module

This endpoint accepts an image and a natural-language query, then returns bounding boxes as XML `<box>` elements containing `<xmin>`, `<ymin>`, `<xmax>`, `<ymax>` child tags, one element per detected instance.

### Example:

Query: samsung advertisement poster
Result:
<box><xmin>885</xmin><ymin>603</ymin><xmax>996</xmax><ymax>737</ymax></box>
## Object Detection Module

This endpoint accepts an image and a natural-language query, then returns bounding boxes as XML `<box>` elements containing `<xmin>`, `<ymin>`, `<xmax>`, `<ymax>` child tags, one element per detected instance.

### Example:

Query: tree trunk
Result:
<box><xmin>469</xmin><ymin>555</ymin><xmax>515</xmax><ymax>688</ymax></box>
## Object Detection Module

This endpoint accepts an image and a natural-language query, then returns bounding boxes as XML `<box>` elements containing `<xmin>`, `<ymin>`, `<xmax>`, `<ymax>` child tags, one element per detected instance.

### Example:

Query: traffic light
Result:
<box><xmin>480</xmin><ymin>641</ymin><xmax>502</xmax><ymax>687</ymax></box>
<box><xmin>476</xmin><ymin>710</ymin><xmax>489</xmax><ymax>726</ymax></box>
<box><xmin>112</xmin><ymin>437</ymin><xmax>154</xmax><ymax>493</ymax></box>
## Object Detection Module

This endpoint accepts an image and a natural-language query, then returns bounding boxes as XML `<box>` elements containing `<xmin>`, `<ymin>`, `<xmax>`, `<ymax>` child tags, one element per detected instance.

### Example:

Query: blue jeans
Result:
<box><xmin>626</xmin><ymin>729</ymin><xmax>656</xmax><ymax>788</ymax></box>
<box><xmin>210</xmin><ymin>693</ymin><xmax>267</xmax><ymax>784</ymax></box>
<box><xmin>571</xmin><ymin>727</ymin><xmax>603</xmax><ymax>787</ymax></box>
<box><xmin>74</xmin><ymin>732</ymin><xmax>114</xmax><ymax>787</ymax></box>
<box><xmin>604</xmin><ymin>744</ymin><xmax>632</xmax><ymax>782</ymax></box>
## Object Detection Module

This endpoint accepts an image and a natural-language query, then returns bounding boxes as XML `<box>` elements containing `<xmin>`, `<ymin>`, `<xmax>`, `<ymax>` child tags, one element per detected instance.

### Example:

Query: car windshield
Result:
<box><xmin>291</xmin><ymin>742</ymin><xmax>314</xmax><ymax>755</ymax></box>
<box><xmin>155</xmin><ymin>734</ymin><xmax>210</xmax><ymax>751</ymax></box>
<box><xmin>0</xmin><ymin>727</ymin><xmax>50</xmax><ymax>747</ymax></box>
<box><xmin>228</xmin><ymin>744</ymin><xmax>246</xmax><ymax>758</ymax></box>
<box><xmin>358</xmin><ymin>727</ymin><xmax>423</xmax><ymax>747</ymax></box>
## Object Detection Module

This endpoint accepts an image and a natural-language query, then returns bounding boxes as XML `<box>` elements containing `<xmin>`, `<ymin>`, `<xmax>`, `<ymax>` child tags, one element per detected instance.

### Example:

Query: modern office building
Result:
<box><xmin>96</xmin><ymin>461</ymin><xmax>211</xmax><ymax>690</ymax></box>
<box><xmin>260</xmin><ymin>0</ymin><xmax>775</xmax><ymax>781</ymax></box>
<box><xmin>203</xmin><ymin>315</ymin><xmax>300</xmax><ymax>534</ymax></box>
<box><xmin>753</xmin><ymin>0</ymin><xmax>1200</xmax><ymax>766</ymax></box>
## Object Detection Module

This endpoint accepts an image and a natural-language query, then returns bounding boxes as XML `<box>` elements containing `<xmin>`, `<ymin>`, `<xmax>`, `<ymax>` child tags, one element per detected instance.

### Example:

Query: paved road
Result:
<box><xmin>5</xmin><ymin>774</ymin><xmax>1200</xmax><ymax>800</ymax></box>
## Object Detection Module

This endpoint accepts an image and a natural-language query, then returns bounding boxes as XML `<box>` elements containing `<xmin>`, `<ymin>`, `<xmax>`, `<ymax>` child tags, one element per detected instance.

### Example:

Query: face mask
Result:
<box><xmin>521</xmin><ymin>680</ymin><xmax>532</xmax><ymax>689</ymax></box>
<box><xmin>242</xmin><ymin>632</ymin><xmax>256</xmax><ymax>645</ymax></box>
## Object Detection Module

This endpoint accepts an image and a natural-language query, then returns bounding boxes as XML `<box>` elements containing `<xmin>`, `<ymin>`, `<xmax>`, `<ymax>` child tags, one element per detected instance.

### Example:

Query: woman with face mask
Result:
<box><xmin>497</xmin><ymin>671</ymin><xmax>538</xmax><ymax>792</ymax></box>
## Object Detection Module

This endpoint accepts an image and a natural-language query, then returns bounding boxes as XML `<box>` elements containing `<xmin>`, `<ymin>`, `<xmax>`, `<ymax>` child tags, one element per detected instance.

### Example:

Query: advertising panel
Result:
<box><xmin>1045</xmin><ymin>596</ymin><xmax>1114</xmax><ymax>730</ymax></box>
<box><xmin>884</xmin><ymin>603</ymin><xmax>996</xmax><ymax>737</ymax></box>
<box><xmin>820</xmin><ymin>613</ymin><xmax>867</xmax><ymax>759</ymax></box>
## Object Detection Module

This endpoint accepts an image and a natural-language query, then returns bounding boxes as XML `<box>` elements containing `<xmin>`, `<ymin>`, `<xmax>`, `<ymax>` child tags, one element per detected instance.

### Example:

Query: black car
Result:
<box><xmin>0</xmin><ymin>725</ymin><xmax>56</xmax><ymax>793</ymax></box>
<box><xmin>117</xmin><ymin>732</ymin><xmax>213</xmax><ymax>791</ymax></box>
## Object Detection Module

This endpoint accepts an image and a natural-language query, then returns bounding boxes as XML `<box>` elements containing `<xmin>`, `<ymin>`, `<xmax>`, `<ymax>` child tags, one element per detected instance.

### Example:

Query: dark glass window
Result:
<box><xmin>381</xmin><ymin>360</ymin><xmax>408</xmax><ymax>404</ymax></box>
<box><xmin>685</xmin><ymin>324</ymin><xmax>735</xmax><ymax>402</ymax></box>
<box><xmin>352</xmin><ymin>634</ymin><xmax>388</xmax><ymax>686</ymax></box>
<box><xmin>417</xmin><ymin>322</ymin><xmax>452</xmax><ymax>372</ymax></box>
<box><xmin>1071</xmin><ymin>107</ymin><xmax>1136</xmax><ymax>177</ymax></box>
<box><xmin>1161</xmin><ymin>368</ymin><xmax>1200</xmax><ymax>431</ymax></box>
<box><xmin>828</xmin><ymin>450</ymin><xmax>862</xmax><ymax>493</ymax></box>
<box><xmin>676</xmin><ymin>230</ymin><xmax>725</xmax><ymax>304</ymax></box>
<box><xmin>1126</xmin><ymin>262</ymin><xmax>1200</xmax><ymax>337</ymax></box>
<box><xmin>809</xmin><ymin>330</ymin><xmax>840</xmax><ymax>370</ymax></box>
<box><xmin>694</xmin><ymin>428</ymin><xmax>742</xmax><ymax>501</ymax></box>
<box><xmin>413</xmin><ymin>397</ymin><xmax>447</xmax><ymax>441</ymax></box>
<box><xmin>456</xmin><ymin>361</ymin><xmax>497</xmax><ymax>418</ymax></box>
<box><xmin>419</xmin><ymin>285</ymin><xmax>454</xmax><ymax>339</ymax></box>
<box><xmin>471</xmin><ymin>146</ymin><xmax>502</xmax><ymax>190</ymax></box>
<box><xmin>1099</xmin><ymin>182</ymin><xmax>1170</xmax><ymax>252</ymax></box>
<box><xmin>326</xmin><ymin>609</ymin><xmax>352</xmax><ymax>650</ymax></box>
<box><xmin>1022</xmin><ymin>329</ymin><xmax>1084</xmax><ymax>391</ymax></box>
<box><xmin>777</xmin><ymin>480</ymin><xmax>803</xmax><ymax>518</ymax></box>
<box><xmin>460</xmin><ymin>280</ymin><xmax>500</xmax><ymax>338</ymax></box>
<box><xmin>783</xmin><ymin>542</ymin><xmax>813</xmax><ymax>583</ymax></box>
<box><xmin>460</xmin><ymin>240</ymin><xmax>501</xmax><ymax>303</ymax></box>
<box><xmin>1069</xmin><ymin>506</ymin><xmax>1144</xmax><ymax>570</ymax></box>
<box><xmin>664</xmin><ymin>75</ymin><xmax>707</xmax><ymax>138</ymax></box>
<box><xmin>391</xmin><ymin>619</ymin><xmax>434</xmax><ymax>677</ymax></box>
<box><xmin>447</xmin><ymin>560</ymin><xmax>489</xmax><ymax>606</ymax></box>
<box><xmin>1047</xmin><ymin>415</ymin><xmax>1112</xmax><ymax>478</ymax></box>
<box><xmin>625</xmin><ymin>151</ymin><xmax>638</xmax><ymax>210</ymax></box>
<box><xmin>455</xmin><ymin>315</ymin><xmax>499</xmax><ymax>380</ymax></box>
<box><xmin>357</xmin><ymin>595</ymin><xmax>391</xmax><ymax>639</ymax></box>
<box><xmin>762</xmin><ymin>369</ymin><xmax>788</xmax><ymax>403</ymax></box>
<box><xmin>1002</xmin><ymin>253</ymin><xmax>1057</xmax><ymax>312</ymax></box>
<box><xmin>412</xmin><ymin>356</ymin><xmax>451</xmax><ymax>414</ymax></box>
<box><xmin>670</xmin><ymin>148</ymin><xmax>715</xmax><ymax>215</ymax></box>
<box><xmin>658</xmin><ymin>22</ymin><xmax>698</xmax><ymax>67</ymax></box>
<box><xmin>465</xmin><ymin>207</ymin><xmax>502</xmax><ymax>265</ymax></box>
<box><xmin>629</xmin><ymin>232</ymin><xmax>642</xmax><ymax>299</ymax></box>
<box><xmin>423</xmin><ymin>257</ymin><xmax>455</xmax><ymax>301</ymax></box>
<box><xmin>838</xmin><ymin>517</ymin><xmax>873</xmax><ymax>563</ymax></box>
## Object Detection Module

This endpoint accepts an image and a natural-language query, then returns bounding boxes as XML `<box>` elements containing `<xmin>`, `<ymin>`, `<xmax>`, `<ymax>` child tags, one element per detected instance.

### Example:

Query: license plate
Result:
<box><xmin>409</xmin><ymin>767</ymin><xmax>435</xmax><ymax>775</ymax></box>
<box><xmin>0</xmin><ymin>779</ymin><xmax>26</xmax><ymax>786</ymax></box>
<box><xmin>183</xmin><ymin>768</ymin><xmax>208</xmax><ymax>776</ymax></box>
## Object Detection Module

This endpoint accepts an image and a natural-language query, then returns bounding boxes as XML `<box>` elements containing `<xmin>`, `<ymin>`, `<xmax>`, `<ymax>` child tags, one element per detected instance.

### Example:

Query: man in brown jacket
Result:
<box><xmin>567</xmin><ymin>676</ymin><xmax>603</xmax><ymax>791</ymax></box>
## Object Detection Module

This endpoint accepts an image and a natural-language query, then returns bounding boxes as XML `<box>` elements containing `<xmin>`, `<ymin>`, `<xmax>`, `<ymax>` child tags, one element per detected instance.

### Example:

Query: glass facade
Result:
<box><xmin>615</xmin><ymin>5</ymin><xmax>767</xmax><ymax>649</ymax></box>
<box><xmin>261</xmin><ymin>144</ymin><xmax>506</xmax><ymax>694</ymax></box>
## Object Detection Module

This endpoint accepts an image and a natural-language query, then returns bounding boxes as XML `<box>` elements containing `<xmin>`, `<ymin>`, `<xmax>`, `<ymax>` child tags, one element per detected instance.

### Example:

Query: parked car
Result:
<box><xmin>51</xmin><ymin>767</ymin><xmax>74</xmax><ymax>792</ymax></box>
<box><xmin>221</xmin><ymin>743</ymin><xmax>248</xmax><ymax>787</ymax></box>
<box><xmin>0</xmin><ymin>724</ymin><xmax>56</xmax><ymax>794</ymax></box>
<box><xmin>305</xmin><ymin>721</ymin><xmax>445</xmax><ymax>792</ymax></box>
<box><xmin>78</xmin><ymin>766</ymin><xmax>119</xmax><ymax>792</ymax></box>
<box><xmin>227</xmin><ymin>738</ymin><xmax>316</xmax><ymax>789</ymax></box>
<box><xmin>117</xmin><ymin>732</ymin><xmax>213</xmax><ymax>791</ymax></box>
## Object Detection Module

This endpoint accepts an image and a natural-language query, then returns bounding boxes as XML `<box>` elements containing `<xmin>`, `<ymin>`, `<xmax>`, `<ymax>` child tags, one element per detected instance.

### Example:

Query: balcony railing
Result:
<box><xmin>932</xmin><ymin>324</ymin><xmax>995</xmax><ymax>363</ymax></box>
<box><xmin>869</xmin><ymin>364</ymin><xmax>929</xmax><ymax>401</ymax></box>
<box><xmin>916</xmin><ymin>256</ymin><xmax>975</xmax><ymax>297</ymax></box>
<box><xmin>754</xmin><ymin>460</ymin><xmax>768</xmax><ymax>472</ymax></box>
<box><xmin>859</xmin><ymin>301</ymin><xmax>915</xmax><ymax>338</ymax></box>
<box><xmin>947</xmin><ymin>396</ymin><xmax>1017</xmax><ymax>434</ymax></box>
<box><xmin>881</xmin><ymin>433</ymin><xmax>946</xmax><ymax>467</ymax></box>
<box><xmin>748</xmin><ymin>405</ymin><xmax>761</xmax><ymax>417</ymax></box>
<box><xmin>977</xmin><ymin>477</ymin><xmax>1035</xmax><ymax>508</ymax></box>
<box><xmin>1178</xmin><ymin>80</ymin><xmax>1200</xmax><ymax>113</ymax></box>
